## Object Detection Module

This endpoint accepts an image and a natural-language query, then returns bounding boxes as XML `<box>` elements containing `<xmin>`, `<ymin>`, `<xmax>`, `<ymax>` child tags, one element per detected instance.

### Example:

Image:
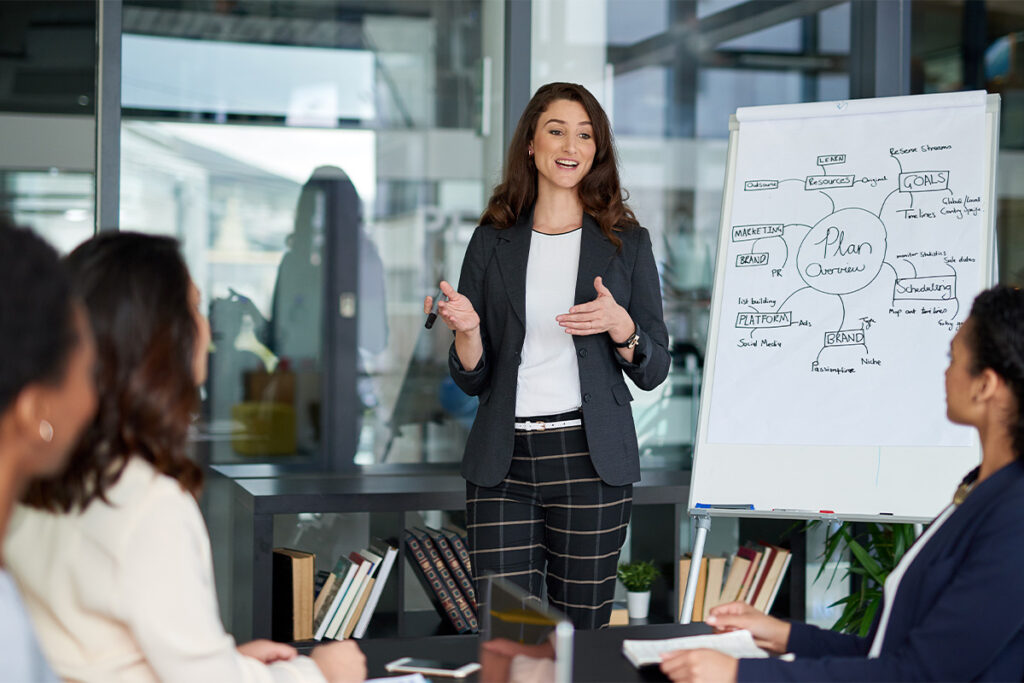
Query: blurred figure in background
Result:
<box><xmin>0</xmin><ymin>215</ymin><xmax>97</xmax><ymax>681</ymax></box>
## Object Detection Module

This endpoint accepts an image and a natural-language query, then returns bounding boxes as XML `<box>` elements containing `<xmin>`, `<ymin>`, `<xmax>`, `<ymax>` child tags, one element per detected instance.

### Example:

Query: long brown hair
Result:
<box><xmin>24</xmin><ymin>233</ymin><xmax>203</xmax><ymax>511</ymax></box>
<box><xmin>480</xmin><ymin>82</ymin><xmax>638</xmax><ymax>247</ymax></box>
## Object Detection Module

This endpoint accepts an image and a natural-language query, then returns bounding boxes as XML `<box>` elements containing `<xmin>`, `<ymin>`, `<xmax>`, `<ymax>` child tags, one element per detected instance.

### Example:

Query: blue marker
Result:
<box><xmin>695</xmin><ymin>503</ymin><xmax>755</xmax><ymax>510</ymax></box>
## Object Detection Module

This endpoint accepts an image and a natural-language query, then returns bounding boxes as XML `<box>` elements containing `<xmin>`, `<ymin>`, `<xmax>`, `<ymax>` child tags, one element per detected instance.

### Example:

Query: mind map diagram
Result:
<box><xmin>728</xmin><ymin>147</ymin><xmax>983</xmax><ymax>374</ymax></box>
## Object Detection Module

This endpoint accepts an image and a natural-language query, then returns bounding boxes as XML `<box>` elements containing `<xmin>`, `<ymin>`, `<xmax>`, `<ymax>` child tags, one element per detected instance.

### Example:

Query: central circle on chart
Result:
<box><xmin>797</xmin><ymin>207</ymin><xmax>887</xmax><ymax>295</ymax></box>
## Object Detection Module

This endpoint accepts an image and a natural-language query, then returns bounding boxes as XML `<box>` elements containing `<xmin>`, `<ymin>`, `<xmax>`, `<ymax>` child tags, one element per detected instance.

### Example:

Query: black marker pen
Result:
<box><xmin>424</xmin><ymin>289</ymin><xmax>443</xmax><ymax>329</ymax></box>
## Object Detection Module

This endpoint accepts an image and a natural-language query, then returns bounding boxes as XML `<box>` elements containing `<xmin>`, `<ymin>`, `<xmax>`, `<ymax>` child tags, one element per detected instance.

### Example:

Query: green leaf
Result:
<box><xmin>858</xmin><ymin>599</ymin><xmax>880</xmax><ymax>637</ymax></box>
<box><xmin>845</xmin><ymin>537</ymin><xmax>885</xmax><ymax>585</ymax></box>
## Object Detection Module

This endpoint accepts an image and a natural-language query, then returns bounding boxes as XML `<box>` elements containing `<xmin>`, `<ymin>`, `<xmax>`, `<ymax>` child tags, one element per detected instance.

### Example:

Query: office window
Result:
<box><xmin>912</xmin><ymin>0</ymin><xmax>1024</xmax><ymax>285</ymax></box>
<box><xmin>532</xmin><ymin>0</ymin><xmax>851</xmax><ymax>470</ymax></box>
<box><xmin>0</xmin><ymin>1</ymin><xmax>96</xmax><ymax>249</ymax></box>
<box><xmin>119</xmin><ymin>0</ymin><xmax>503</xmax><ymax>470</ymax></box>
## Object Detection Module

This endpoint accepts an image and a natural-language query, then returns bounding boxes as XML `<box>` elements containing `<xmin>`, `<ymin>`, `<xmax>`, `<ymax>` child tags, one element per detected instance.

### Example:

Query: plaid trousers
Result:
<box><xmin>465</xmin><ymin>411</ymin><xmax>633</xmax><ymax>630</ymax></box>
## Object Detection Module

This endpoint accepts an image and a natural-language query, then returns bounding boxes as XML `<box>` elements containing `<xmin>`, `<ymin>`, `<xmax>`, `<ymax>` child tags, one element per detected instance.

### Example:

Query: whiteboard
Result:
<box><xmin>688</xmin><ymin>92</ymin><xmax>1000</xmax><ymax>523</ymax></box>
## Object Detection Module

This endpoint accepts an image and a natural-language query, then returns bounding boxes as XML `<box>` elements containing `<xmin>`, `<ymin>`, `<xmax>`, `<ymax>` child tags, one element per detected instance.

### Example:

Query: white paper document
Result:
<box><xmin>621</xmin><ymin>630</ymin><xmax>771</xmax><ymax>668</ymax></box>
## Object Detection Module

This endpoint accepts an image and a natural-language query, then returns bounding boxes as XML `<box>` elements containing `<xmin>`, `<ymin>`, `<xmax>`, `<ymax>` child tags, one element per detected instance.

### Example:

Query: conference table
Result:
<box><xmin>357</xmin><ymin>622</ymin><xmax>713</xmax><ymax>682</ymax></box>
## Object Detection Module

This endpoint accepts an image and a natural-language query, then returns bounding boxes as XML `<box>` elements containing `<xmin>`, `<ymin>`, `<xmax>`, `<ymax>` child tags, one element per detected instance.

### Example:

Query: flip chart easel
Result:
<box><xmin>680</xmin><ymin>92</ymin><xmax>1000</xmax><ymax>624</ymax></box>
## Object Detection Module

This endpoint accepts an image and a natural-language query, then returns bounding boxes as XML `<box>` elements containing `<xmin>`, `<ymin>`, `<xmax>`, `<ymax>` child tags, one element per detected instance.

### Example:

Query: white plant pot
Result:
<box><xmin>626</xmin><ymin>590</ymin><xmax>651</xmax><ymax>619</ymax></box>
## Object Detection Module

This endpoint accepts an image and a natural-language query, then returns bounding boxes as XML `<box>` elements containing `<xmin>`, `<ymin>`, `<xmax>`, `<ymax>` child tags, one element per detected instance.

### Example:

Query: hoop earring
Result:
<box><xmin>39</xmin><ymin>420</ymin><xmax>54</xmax><ymax>443</ymax></box>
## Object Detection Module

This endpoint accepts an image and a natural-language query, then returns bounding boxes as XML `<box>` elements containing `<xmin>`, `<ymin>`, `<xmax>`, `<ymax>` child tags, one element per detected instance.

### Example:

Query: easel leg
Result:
<box><xmin>679</xmin><ymin>514</ymin><xmax>711</xmax><ymax>624</ymax></box>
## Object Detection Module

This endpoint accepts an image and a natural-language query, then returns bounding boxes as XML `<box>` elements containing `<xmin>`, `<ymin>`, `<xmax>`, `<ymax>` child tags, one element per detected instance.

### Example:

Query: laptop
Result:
<box><xmin>478</xmin><ymin>575</ymin><xmax>574</xmax><ymax>683</ymax></box>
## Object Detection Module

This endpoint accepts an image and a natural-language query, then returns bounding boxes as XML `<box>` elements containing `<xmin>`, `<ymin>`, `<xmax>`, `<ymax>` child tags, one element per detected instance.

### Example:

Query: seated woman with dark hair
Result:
<box><xmin>0</xmin><ymin>216</ymin><xmax>97</xmax><ymax>681</ymax></box>
<box><xmin>661</xmin><ymin>285</ymin><xmax>1024</xmax><ymax>682</ymax></box>
<box><xmin>5</xmin><ymin>232</ymin><xmax>365</xmax><ymax>683</ymax></box>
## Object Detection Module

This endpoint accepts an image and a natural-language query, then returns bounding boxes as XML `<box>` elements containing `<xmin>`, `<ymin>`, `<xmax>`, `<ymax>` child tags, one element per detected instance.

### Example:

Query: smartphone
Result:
<box><xmin>385</xmin><ymin>656</ymin><xmax>481</xmax><ymax>678</ymax></box>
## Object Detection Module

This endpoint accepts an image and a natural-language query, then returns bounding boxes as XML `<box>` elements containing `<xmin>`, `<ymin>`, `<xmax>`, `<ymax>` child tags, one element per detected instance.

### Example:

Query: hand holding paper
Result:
<box><xmin>706</xmin><ymin>601</ymin><xmax>792</xmax><ymax>654</ymax></box>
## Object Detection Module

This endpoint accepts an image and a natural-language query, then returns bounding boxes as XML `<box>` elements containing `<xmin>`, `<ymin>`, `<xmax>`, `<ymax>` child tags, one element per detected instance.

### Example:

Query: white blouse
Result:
<box><xmin>516</xmin><ymin>229</ymin><xmax>583</xmax><ymax>417</ymax></box>
<box><xmin>4</xmin><ymin>458</ymin><xmax>325</xmax><ymax>683</ymax></box>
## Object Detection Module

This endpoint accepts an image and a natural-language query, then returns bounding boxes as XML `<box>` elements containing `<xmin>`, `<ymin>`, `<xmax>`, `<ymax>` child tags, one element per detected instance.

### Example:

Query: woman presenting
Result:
<box><xmin>661</xmin><ymin>285</ymin><xmax>1024</xmax><ymax>682</ymax></box>
<box><xmin>424</xmin><ymin>82</ymin><xmax>670</xmax><ymax>629</ymax></box>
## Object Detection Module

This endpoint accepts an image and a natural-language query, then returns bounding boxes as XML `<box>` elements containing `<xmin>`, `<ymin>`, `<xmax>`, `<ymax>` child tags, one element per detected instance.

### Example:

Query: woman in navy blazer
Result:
<box><xmin>424</xmin><ymin>83</ymin><xmax>670</xmax><ymax>628</ymax></box>
<box><xmin>662</xmin><ymin>285</ymin><xmax>1024</xmax><ymax>682</ymax></box>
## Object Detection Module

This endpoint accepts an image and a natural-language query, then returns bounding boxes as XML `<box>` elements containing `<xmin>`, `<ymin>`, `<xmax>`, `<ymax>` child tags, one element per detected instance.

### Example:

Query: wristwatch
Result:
<box><xmin>613</xmin><ymin>327</ymin><xmax>640</xmax><ymax>350</ymax></box>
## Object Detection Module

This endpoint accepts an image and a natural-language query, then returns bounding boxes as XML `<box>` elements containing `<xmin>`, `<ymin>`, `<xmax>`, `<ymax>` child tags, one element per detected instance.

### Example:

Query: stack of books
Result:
<box><xmin>404</xmin><ymin>526</ymin><xmax>478</xmax><ymax>634</ymax></box>
<box><xmin>266</xmin><ymin>538</ymin><xmax>402</xmax><ymax>642</ymax></box>
<box><xmin>310</xmin><ymin>538</ymin><xmax>399</xmax><ymax>641</ymax></box>
<box><xmin>678</xmin><ymin>543</ymin><xmax>792</xmax><ymax>622</ymax></box>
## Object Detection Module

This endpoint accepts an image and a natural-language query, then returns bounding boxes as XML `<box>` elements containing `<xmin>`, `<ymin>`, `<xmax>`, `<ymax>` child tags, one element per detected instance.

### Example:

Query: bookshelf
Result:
<box><xmin>209</xmin><ymin>464</ymin><xmax>691</xmax><ymax>641</ymax></box>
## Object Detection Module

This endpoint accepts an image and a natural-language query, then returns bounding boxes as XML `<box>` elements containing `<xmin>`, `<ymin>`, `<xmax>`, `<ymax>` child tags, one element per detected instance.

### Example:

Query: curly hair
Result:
<box><xmin>964</xmin><ymin>285</ymin><xmax>1024</xmax><ymax>460</ymax></box>
<box><xmin>24</xmin><ymin>232</ymin><xmax>202</xmax><ymax>511</ymax></box>
<box><xmin>0</xmin><ymin>214</ymin><xmax>78</xmax><ymax>412</ymax></box>
<box><xmin>479</xmin><ymin>82</ymin><xmax>638</xmax><ymax>248</ymax></box>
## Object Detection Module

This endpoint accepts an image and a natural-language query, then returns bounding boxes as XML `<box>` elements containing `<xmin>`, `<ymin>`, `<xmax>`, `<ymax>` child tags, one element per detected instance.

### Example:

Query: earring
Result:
<box><xmin>528</xmin><ymin>149</ymin><xmax>534</xmax><ymax>156</ymax></box>
<box><xmin>39</xmin><ymin>420</ymin><xmax>54</xmax><ymax>443</ymax></box>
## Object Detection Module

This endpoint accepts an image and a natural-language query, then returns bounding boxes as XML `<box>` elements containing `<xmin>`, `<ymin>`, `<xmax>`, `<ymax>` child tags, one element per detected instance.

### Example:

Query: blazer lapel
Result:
<box><xmin>495</xmin><ymin>211</ymin><xmax>533</xmax><ymax>327</ymax></box>
<box><xmin>575</xmin><ymin>214</ymin><xmax>617</xmax><ymax>306</ymax></box>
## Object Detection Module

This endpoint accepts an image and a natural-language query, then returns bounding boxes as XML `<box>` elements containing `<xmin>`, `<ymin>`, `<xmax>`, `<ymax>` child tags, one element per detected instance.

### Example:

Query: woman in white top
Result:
<box><xmin>7</xmin><ymin>232</ymin><xmax>365</xmax><ymax>683</ymax></box>
<box><xmin>424</xmin><ymin>83</ymin><xmax>670</xmax><ymax>629</ymax></box>
<box><xmin>660</xmin><ymin>285</ymin><xmax>1024</xmax><ymax>682</ymax></box>
<box><xmin>0</xmin><ymin>217</ymin><xmax>97</xmax><ymax>682</ymax></box>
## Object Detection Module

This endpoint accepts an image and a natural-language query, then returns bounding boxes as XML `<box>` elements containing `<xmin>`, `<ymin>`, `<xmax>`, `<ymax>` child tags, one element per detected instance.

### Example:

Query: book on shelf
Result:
<box><xmin>678</xmin><ymin>556</ymin><xmax>691</xmax><ymax>621</ymax></box>
<box><xmin>702</xmin><ymin>556</ymin><xmax>727</xmax><ymax>620</ymax></box>
<box><xmin>679</xmin><ymin>544</ymin><xmax>792</xmax><ymax>624</ymax></box>
<box><xmin>739</xmin><ymin>547</ymin><xmax>764</xmax><ymax>603</ymax></box>
<box><xmin>440</xmin><ymin>525</ymin><xmax>473</xmax><ymax>577</ymax></box>
<box><xmin>762</xmin><ymin>551</ymin><xmax>792</xmax><ymax>614</ymax></box>
<box><xmin>411</xmin><ymin>528</ymin><xmax>478</xmax><ymax>631</ymax></box>
<box><xmin>748</xmin><ymin>545</ymin><xmax>776</xmax><ymax>607</ymax></box>
<box><xmin>313</xmin><ymin>556</ymin><xmax>356</xmax><ymax>639</ymax></box>
<box><xmin>677</xmin><ymin>555</ymin><xmax>728</xmax><ymax>622</ymax></box>
<box><xmin>339</xmin><ymin>576</ymin><xmax>375</xmax><ymax>639</ymax></box>
<box><xmin>693</xmin><ymin>557</ymin><xmax>708</xmax><ymax>622</ymax></box>
<box><xmin>327</xmin><ymin>550</ymin><xmax>378</xmax><ymax>640</ymax></box>
<box><xmin>317</xmin><ymin>556</ymin><xmax>364</xmax><ymax>640</ymax></box>
<box><xmin>404</xmin><ymin>530</ymin><xmax>472</xmax><ymax>634</ymax></box>
<box><xmin>427</xmin><ymin>527</ymin><xmax>478</xmax><ymax>611</ymax></box>
<box><xmin>352</xmin><ymin>538</ymin><xmax>399</xmax><ymax>639</ymax></box>
<box><xmin>752</xmin><ymin>545</ymin><xmax>791</xmax><ymax>613</ymax></box>
<box><xmin>609</xmin><ymin>601</ymin><xmax>629</xmax><ymax>626</ymax></box>
<box><xmin>719</xmin><ymin>553</ymin><xmax>751</xmax><ymax>604</ymax></box>
<box><xmin>313</xmin><ymin>569</ymin><xmax>332</xmax><ymax>605</ymax></box>
<box><xmin>271</xmin><ymin>548</ymin><xmax>315</xmax><ymax>642</ymax></box>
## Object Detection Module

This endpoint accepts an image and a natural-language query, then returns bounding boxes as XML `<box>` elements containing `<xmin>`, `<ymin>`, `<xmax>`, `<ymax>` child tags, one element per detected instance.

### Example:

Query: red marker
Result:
<box><xmin>819</xmin><ymin>509</ymin><xmax>835</xmax><ymax>514</ymax></box>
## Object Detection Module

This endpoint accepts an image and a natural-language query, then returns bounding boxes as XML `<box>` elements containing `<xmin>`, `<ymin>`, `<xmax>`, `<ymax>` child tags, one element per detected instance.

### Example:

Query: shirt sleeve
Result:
<box><xmin>448</xmin><ymin>226</ymin><xmax>492</xmax><ymax>396</ymax></box>
<box><xmin>614</xmin><ymin>227</ymin><xmax>671</xmax><ymax>391</ymax></box>
<box><xmin>117</xmin><ymin>485</ymin><xmax>326</xmax><ymax>683</ymax></box>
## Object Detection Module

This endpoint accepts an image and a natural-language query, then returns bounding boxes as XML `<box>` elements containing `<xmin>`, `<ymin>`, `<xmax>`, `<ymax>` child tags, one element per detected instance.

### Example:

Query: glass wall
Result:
<box><xmin>119</xmin><ymin>0</ymin><xmax>504</xmax><ymax>470</ymax></box>
<box><xmin>911</xmin><ymin>0</ymin><xmax>1024</xmax><ymax>285</ymax></box>
<box><xmin>528</xmin><ymin>0</ymin><xmax>851</xmax><ymax>470</ymax></box>
<box><xmin>0</xmin><ymin>1</ymin><xmax>96</xmax><ymax>250</ymax></box>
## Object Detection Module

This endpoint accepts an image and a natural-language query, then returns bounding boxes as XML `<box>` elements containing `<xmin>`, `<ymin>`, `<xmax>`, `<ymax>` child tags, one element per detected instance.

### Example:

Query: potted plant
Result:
<box><xmin>813</xmin><ymin>521</ymin><xmax>916</xmax><ymax>635</ymax></box>
<box><xmin>617</xmin><ymin>560</ymin><xmax>660</xmax><ymax>619</ymax></box>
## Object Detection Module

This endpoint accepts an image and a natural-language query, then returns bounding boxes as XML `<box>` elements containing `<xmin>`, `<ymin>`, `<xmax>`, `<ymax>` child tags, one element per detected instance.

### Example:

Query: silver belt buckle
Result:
<box><xmin>530</xmin><ymin>420</ymin><xmax>546</xmax><ymax>431</ymax></box>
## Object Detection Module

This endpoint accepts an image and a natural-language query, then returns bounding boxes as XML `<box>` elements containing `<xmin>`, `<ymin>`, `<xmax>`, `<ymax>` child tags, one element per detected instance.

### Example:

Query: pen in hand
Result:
<box><xmin>425</xmin><ymin>289</ymin><xmax>443</xmax><ymax>329</ymax></box>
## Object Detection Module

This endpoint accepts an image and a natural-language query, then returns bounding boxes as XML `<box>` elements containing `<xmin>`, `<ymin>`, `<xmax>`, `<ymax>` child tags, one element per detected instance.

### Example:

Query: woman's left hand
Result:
<box><xmin>557</xmin><ymin>277</ymin><xmax>634</xmax><ymax>343</ymax></box>
<box><xmin>659</xmin><ymin>649</ymin><xmax>738</xmax><ymax>683</ymax></box>
<box><xmin>237</xmin><ymin>639</ymin><xmax>298</xmax><ymax>664</ymax></box>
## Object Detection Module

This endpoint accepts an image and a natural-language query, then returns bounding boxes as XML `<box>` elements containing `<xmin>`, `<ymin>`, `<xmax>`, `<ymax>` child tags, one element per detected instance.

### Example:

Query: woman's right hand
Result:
<box><xmin>424</xmin><ymin>281</ymin><xmax>480</xmax><ymax>335</ymax></box>
<box><xmin>705</xmin><ymin>602</ymin><xmax>791</xmax><ymax>654</ymax></box>
<box><xmin>310</xmin><ymin>641</ymin><xmax>366</xmax><ymax>682</ymax></box>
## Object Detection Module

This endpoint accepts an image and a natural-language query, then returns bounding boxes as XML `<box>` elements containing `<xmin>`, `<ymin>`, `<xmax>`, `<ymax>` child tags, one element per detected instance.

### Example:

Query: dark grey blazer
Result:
<box><xmin>448</xmin><ymin>211</ymin><xmax>670</xmax><ymax>488</ymax></box>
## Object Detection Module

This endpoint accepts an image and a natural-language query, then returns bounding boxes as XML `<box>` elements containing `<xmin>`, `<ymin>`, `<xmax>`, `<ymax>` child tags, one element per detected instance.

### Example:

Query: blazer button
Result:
<box><xmin>578</xmin><ymin>348</ymin><xmax>587</xmax><ymax>358</ymax></box>
<box><xmin>583</xmin><ymin>393</ymin><xmax>592</xmax><ymax>403</ymax></box>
